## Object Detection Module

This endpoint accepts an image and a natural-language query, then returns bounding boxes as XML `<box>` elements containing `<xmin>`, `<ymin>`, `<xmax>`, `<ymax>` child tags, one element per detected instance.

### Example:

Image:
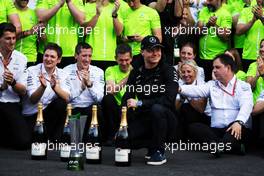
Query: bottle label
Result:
<box><xmin>86</xmin><ymin>146</ymin><xmax>101</xmax><ymax>160</ymax></box>
<box><xmin>60</xmin><ymin>145</ymin><xmax>71</xmax><ymax>158</ymax></box>
<box><xmin>31</xmin><ymin>142</ymin><xmax>47</xmax><ymax>156</ymax></box>
<box><xmin>115</xmin><ymin>148</ymin><xmax>130</xmax><ymax>162</ymax></box>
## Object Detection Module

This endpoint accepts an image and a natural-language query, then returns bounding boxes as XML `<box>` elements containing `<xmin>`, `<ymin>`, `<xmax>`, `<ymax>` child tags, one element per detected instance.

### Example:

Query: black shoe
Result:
<box><xmin>211</xmin><ymin>147</ymin><xmax>224</xmax><ymax>158</ymax></box>
<box><xmin>239</xmin><ymin>143</ymin><xmax>246</xmax><ymax>156</ymax></box>
<box><xmin>146</xmin><ymin>150</ymin><xmax>167</xmax><ymax>166</ymax></box>
<box><xmin>145</xmin><ymin>149</ymin><xmax>153</xmax><ymax>160</ymax></box>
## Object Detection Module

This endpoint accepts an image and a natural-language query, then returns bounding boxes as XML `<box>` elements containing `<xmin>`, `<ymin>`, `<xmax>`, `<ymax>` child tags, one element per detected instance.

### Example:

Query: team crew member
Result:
<box><xmin>23</xmin><ymin>43</ymin><xmax>70</xmax><ymax>142</ymax></box>
<box><xmin>14</xmin><ymin>0</ymin><xmax>44</xmax><ymax>66</ymax></box>
<box><xmin>102</xmin><ymin>43</ymin><xmax>133</xmax><ymax>143</ymax></box>
<box><xmin>63</xmin><ymin>42</ymin><xmax>105</xmax><ymax>140</ymax></box>
<box><xmin>83</xmin><ymin>0</ymin><xmax>126</xmax><ymax>71</ymax></box>
<box><xmin>174</xmin><ymin>42</ymin><xmax>205</xmax><ymax>82</ymax></box>
<box><xmin>197</xmin><ymin>0</ymin><xmax>232</xmax><ymax>81</ymax></box>
<box><xmin>175</xmin><ymin>60</ymin><xmax>210</xmax><ymax>139</ymax></box>
<box><xmin>0</xmin><ymin>0</ymin><xmax>21</xmax><ymax>33</ymax></box>
<box><xmin>122</xmin><ymin>36</ymin><xmax>178</xmax><ymax>165</ymax></box>
<box><xmin>36</xmin><ymin>0</ymin><xmax>85</xmax><ymax>67</ymax></box>
<box><xmin>0</xmin><ymin>22</ymin><xmax>29</xmax><ymax>149</ymax></box>
<box><xmin>123</xmin><ymin>0</ymin><xmax>162</xmax><ymax>56</ymax></box>
<box><xmin>179</xmin><ymin>54</ymin><xmax>253</xmax><ymax>156</ymax></box>
<box><xmin>246</xmin><ymin>39</ymin><xmax>264</xmax><ymax>104</ymax></box>
<box><xmin>236</xmin><ymin>0</ymin><xmax>264</xmax><ymax>71</ymax></box>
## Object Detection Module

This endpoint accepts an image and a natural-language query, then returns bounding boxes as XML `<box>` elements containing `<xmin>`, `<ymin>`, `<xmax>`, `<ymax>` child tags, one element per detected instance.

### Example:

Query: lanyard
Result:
<box><xmin>76</xmin><ymin>70</ymin><xmax>82</xmax><ymax>82</ymax></box>
<box><xmin>217</xmin><ymin>79</ymin><xmax>237</xmax><ymax>97</ymax></box>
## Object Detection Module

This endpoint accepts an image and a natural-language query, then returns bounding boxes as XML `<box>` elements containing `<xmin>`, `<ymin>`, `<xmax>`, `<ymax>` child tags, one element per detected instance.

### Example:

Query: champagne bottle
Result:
<box><xmin>115</xmin><ymin>106</ymin><xmax>131</xmax><ymax>166</ymax></box>
<box><xmin>60</xmin><ymin>104</ymin><xmax>72</xmax><ymax>162</ymax></box>
<box><xmin>31</xmin><ymin>102</ymin><xmax>47</xmax><ymax>160</ymax></box>
<box><xmin>85</xmin><ymin>105</ymin><xmax>102</xmax><ymax>164</ymax></box>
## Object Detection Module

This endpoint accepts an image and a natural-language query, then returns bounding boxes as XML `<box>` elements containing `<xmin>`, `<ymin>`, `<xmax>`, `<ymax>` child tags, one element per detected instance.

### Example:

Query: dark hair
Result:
<box><xmin>44</xmin><ymin>43</ymin><xmax>63</xmax><ymax>58</ymax></box>
<box><xmin>180</xmin><ymin>42</ymin><xmax>197</xmax><ymax>56</ymax></box>
<box><xmin>0</xmin><ymin>22</ymin><xmax>16</xmax><ymax>38</ymax></box>
<box><xmin>213</xmin><ymin>54</ymin><xmax>237</xmax><ymax>72</ymax></box>
<box><xmin>115</xmin><ymin>43</ymin><xmax>132</xmax><ymax>57</ymax></box>
<box><xmin>75</xmin><ymin>42</ymin><xmax>92</xmax><ymax>55</ymax></box>
<box><xmin>225</xmin><ymin>48</ymin><xmax>242</xmax><ymax>72</ymax></box>
<box><xmin>260</xmin><ymin>39</ymin><xmax>264</xmax><ymax>47</ymax></box>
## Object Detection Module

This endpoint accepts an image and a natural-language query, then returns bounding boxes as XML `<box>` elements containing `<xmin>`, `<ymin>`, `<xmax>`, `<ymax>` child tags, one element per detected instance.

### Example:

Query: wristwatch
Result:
<box><xmin>10</xmin><ymin>79</ymin><xmax>17</xmax><ymax>87</ymax></box>
<box><xmin>112</xmin><ymin>13</ymin><xmax>118</xmax><ymax>18</ymax></box>
<box><xmin>136</xmin><ymin>100</ymin><xmax>143</xmax><ymax>107</ymax></box>
<box><xmin>235</xmin><ymin>120</ymin><xmax>245</xmax><ymax>126</ymax></box>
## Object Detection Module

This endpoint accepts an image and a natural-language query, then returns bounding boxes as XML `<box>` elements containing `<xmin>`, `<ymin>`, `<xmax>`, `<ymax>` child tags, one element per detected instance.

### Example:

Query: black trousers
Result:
<box><xmin>72</xmin><ymin>104</ymin><xmax>106</xmax><ymax>142</ymax></box>
<box><xmin>179</xmin><ymin>103</ymin><xmax>210</xmax><ymax>139</ymax></box>
<box><xmin>0</xmin><ymin>102</ymin><xmax>31</xmax><ymax>150</ymax></box>
<box><xmin>188</xmin><ymin>122</ymin><xmax>251</xmax><ymax>154</ymax></box>
<box><xmin>25</xmin><ymin>98</ymin><xmax>67</xmax><ymax>143</ymax></box>
<box><xmin>101</xmin><ymin>94</ymin><xmax>121</xmax><ymax>140</ymax></box>
<box><xmin>127</xmin><ymin>104</ymin><xmax>178</xmax><ymax>150</ymax></box>
<box><xmin>252</xmin><ymin>113</ymin><xmax>264</xmax><ymax>146</ymax></box>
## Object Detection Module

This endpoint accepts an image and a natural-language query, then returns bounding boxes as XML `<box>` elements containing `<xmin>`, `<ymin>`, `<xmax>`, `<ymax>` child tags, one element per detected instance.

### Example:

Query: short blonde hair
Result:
<box><xmin>179</xmin><ymin>60</ymin><xmax>198</xmax><ymax>74</ymax></box>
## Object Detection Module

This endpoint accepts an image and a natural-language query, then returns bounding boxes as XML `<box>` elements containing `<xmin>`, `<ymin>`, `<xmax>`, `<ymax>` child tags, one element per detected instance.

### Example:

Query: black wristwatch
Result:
<box><xmin>10</xmin><ymin>79</ymin><xmax>17</xmax><ymax>87</ymax></box>
<box><xmin>112</xmin><ymin>13</ymin><xmax>118</xmax><ymax>18</ymax></box>
<box><xmin>235</xmin><ymin>120</ymin><xmax>245</xmax><ymax>126</ymax></box>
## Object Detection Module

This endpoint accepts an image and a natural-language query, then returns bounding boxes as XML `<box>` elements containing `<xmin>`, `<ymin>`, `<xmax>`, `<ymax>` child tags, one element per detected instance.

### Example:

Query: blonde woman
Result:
<box><xmin>176</xmin><ymin>60</ymin><xmax>210</xmax><ymax>139</ymax></box>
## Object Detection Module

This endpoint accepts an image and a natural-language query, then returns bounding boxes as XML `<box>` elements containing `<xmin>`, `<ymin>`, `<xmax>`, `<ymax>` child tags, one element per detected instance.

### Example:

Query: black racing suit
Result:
<box><xmin>121</xmin><ymin>59</ymin><xmax>179</xmax><ymax>150</ymax></box>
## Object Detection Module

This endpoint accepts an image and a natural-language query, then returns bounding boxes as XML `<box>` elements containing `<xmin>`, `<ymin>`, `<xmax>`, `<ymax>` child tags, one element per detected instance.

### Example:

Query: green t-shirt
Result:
<box><xmin>123</xmin><ymin>5</ymin><xmax>161</xmax><ymax>55</ymax></box>
<box><xmin>36</xmin><ymin>0</ymin><xmax>84</xmax><ymax>57</ymax></box>
<box><xmin>105</xmin><ymin>65</ymin><xmax>130</xmax><ymax>105</ymax></box>
<box><xmin>236</xmin><ymin>70</ymin><xmax>246</xmax><ymax>81</ymax></box>
<box><xmin>198</xmin><ymin>4</ymin><xmax>232</xmax><ymax>60</ymax></box>
<box><xmin>15</xmin><ymin>8</ymin><xmax>38</xmax><ymax>62</ymax></box>
<box><xmin>238</xmin><ymin>7</ymin><xmax>264</xmax><ymax>60</ymax></box>
<box><xmin>226</xmin><ymin>2</ymin><xmax>245</xmax><ymax>48</ymax></box>
<box><xmin>84</xmin><ymin>2</ymin><xmax>125</xmax><ymax>61</ymax></box>
<box><xmin>0</xmin><ymin>0</ymin><xmax>17</xmax><ymax>23</ymax></box>
<box><xmin>246</xmin><ymin>62</ymin><xmax>263</xmax><ymax>103</ymax></box>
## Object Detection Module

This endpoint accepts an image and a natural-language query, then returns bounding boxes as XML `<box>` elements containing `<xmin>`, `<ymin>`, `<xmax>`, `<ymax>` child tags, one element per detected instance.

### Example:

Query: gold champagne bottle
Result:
<box><xmin>31</xmin><ymin>102</ymin><xmax>47</xmax><ymax>160</ymax></box>
<box><xmin>85</xmin><ymin>105</ymin><xmax>102</xmax><ymax>164</ymax></box>
<box><xmin>115</xmin><ymin>106</ymin><xmax>131</xmax><ymax>166</ymax></box>
<box><xmin>60</xmin><ymin>104</ymin><xmax>72</xmax><ymax>162</ymax></box>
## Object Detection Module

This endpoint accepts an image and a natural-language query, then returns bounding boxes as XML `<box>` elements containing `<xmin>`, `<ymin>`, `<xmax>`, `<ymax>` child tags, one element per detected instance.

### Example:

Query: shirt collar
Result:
<box><xmin>41</xmin><ymin>63</ymin><xmax>58</xmax><ymax>77</ymax></box>
<box><xmin>217</xmin><ymin>75</ymin><xmax>236</xmax><ymax>88</ymax></box>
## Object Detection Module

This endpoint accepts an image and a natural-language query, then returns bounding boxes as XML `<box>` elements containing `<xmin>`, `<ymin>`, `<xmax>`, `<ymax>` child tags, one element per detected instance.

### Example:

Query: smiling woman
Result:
<box><xmin>175</xmin><ymin>60</ymin><xmax>210</xmax><ymax>139</ymax></box>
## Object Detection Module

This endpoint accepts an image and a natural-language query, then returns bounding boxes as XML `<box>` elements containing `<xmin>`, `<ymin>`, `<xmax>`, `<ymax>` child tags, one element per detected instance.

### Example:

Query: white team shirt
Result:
<box><xmin>22</xmin><ymin>63</ymin><xmax>71</xmax><ymax>115</ymax></box>
<box><xmin>181</xmin><ymin>76</ymin><xmax>253</xmax><ymax>128</ymax></box>
<box><xmin>63</xmin><ymin>63</ymin><xmax>104</xmax><ymax>108</ymax></box>
<box><xmin>0</xmin><ymin>50</ymin><xmax>27</xmax><ymax>103</ymax></box>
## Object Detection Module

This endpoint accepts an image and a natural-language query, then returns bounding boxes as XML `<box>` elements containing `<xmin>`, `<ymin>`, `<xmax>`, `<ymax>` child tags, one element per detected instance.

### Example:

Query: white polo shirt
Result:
<box><xmin>63</xmin><ymin>63</ymin><xmax>105</xmax><ymax>108</ymax></box>
<box><xmin>0</xmin><ymin>50</ymin><xmax>27</xmax><ymax>103</ymax></box>
<box><xmin>22</xmin><ymin>63</ymin><xmax>71</xmax><ymax>115</ymax></box>
<box><xmin>181</xmin><ymin>76</ymin><xmax>253</xmax><ymax>128</ymax></box>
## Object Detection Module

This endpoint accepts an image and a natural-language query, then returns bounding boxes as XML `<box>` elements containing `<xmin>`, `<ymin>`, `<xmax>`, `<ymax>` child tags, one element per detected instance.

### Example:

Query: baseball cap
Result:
<box><xmin>141</xmin><ymin>35</ymin><xmax>164</xmax><ymax>50</ymax></box>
